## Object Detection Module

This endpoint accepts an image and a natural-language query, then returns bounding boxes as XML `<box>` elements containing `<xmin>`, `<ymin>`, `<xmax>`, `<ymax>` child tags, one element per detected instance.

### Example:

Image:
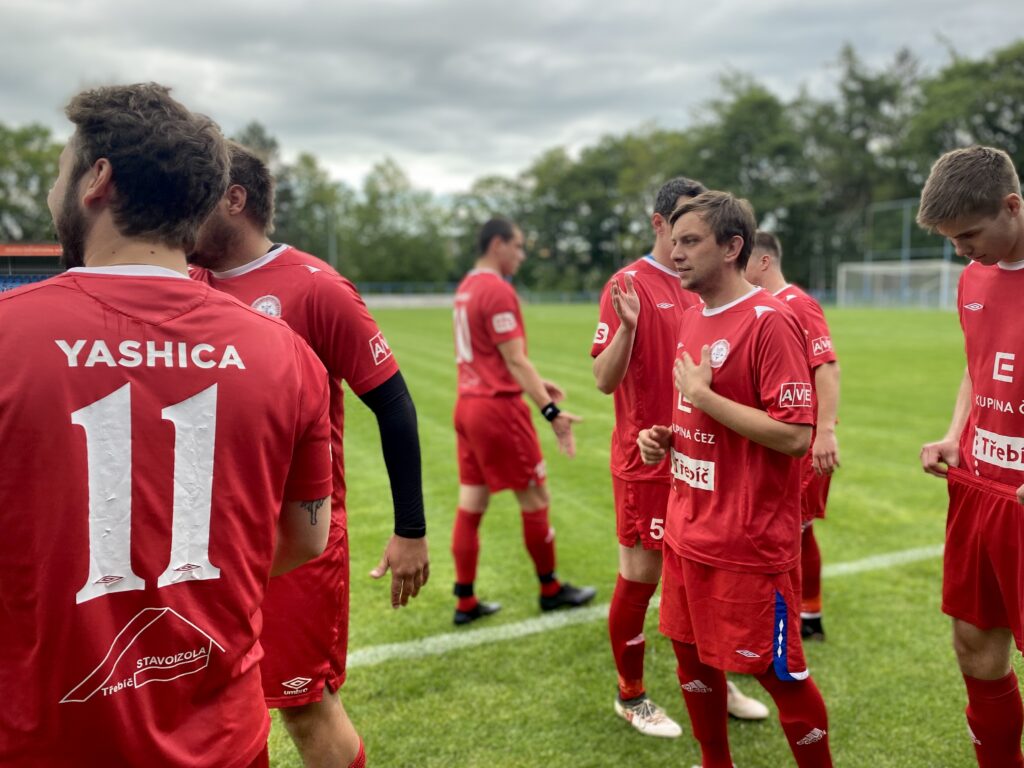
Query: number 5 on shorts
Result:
<box><xmin>649</xmin><ymin>517</ymin><xmax>665</xmax><ymax>541</ymax></box>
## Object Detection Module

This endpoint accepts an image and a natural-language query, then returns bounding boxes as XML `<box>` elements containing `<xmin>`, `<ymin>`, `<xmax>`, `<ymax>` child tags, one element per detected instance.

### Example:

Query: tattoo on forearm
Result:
<box><xmin>300</xmin><ymin>498</ymin><xmax>327</xmax><ymax>526</ymax></box>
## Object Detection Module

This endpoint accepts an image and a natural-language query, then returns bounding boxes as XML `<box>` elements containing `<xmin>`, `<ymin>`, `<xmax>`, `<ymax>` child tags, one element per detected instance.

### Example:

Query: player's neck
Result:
<box><xmin>761</xmin><ymin>270</ymin><xmax>787</xmax><ymax>293</ymax></box>
<box><xmin>218</xmin><ymin>230</ymin><xmax>276</xmax><ymax>272</ymax></box>
<box><xmin>700</xmin><ymin>270</ymin><xmax>756</xmax><ymax>310</ymax></box>
<box><xmin>473</xmin><ymin>255</ymin><xmax>503</xmax><ymax>275</ymax></box>
<box><xmin>82</xmin><ymin>227</ymin><xmax>188</xmax><ymax>275</ymax></box>
<box><xmin>650</xmin><ymin>239</ymin><xmax>674</xmax><ymax>270</ymax></box>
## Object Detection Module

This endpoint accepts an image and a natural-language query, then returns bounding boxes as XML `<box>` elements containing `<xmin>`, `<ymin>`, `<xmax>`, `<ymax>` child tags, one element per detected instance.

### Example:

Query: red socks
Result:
<box><xmin>755</xmin><ymin>668</ymin><xmax>832</xmax><ymax>767</ymax></box>
<box><xmin>801</xmin><ymin>524</ymin><xmax>822</xmax><ymax>616</ymax></box>
<box><xmin>521</xmin><ymin>507</ymin><xmax>560</xmax><ymax>597</ymax></box>
<box><xmin>609</xmin><ymin>575</ymin><xmax>658</xmax><ymax>700</ymax></box>
<box><xmin>963</xmin><ymin>671</ymin><xmax>1024</xmax><ymax>767</ymax></box>
<box><xmin>348</xmin><ymin>740</ymin><xmax>366</xmax><ymax>768</ymax></box>
<box><xmin>451</xmin><ymin>508</ymin><xmax>483</xmax><ymax>612</ymax></box>
<box><xmin>672</xmin><ymin>641</ymin><xmax>732</xmax><ymax>768</ymax></box>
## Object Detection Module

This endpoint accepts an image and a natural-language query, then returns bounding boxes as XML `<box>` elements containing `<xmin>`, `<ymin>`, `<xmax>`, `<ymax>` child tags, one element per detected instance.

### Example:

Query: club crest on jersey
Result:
<box><xmin>369</xmin><ymin>332</ymin><xmax>393</xmax><ymax>366</ymax></box>
<box><xmin>251</xmin><ymin>294</ymin><xmax>282</xmax><ymax>317</ymax></box>
<box><xmin>779</xmin><ymin>382</ymin><xmax>813</xmax><ymax>408</ymax></box>
<box><xmin>492</xmin><ymin>311</ymin><xmax>517</xmax><ymax>334</ymax></box>
<box><xmin>709</xmin><ymin>339</ymin><xmax>730</xmax><ymax>369</ymax></box>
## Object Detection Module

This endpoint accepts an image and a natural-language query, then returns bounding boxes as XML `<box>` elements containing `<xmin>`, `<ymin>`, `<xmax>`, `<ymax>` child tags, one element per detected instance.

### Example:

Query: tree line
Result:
<box><xmin>2</xmin><ymin>40</ymin><xmax>1022</xmax><ymax>292</ymax></box>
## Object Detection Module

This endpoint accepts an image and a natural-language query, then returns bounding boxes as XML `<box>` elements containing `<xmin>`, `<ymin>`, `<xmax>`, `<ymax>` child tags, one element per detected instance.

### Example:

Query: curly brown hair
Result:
<box><xmin>65</xmin><ymin>82</ymin><xmax>228</xmax><ymax>250</ymax></box>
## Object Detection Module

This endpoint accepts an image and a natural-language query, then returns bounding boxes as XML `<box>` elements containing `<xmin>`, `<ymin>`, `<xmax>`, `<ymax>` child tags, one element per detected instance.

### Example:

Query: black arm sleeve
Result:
<box><xmin>356</xmin><ymin>371</ymin><xmax>426</xmax><ymax>538</ymax></box>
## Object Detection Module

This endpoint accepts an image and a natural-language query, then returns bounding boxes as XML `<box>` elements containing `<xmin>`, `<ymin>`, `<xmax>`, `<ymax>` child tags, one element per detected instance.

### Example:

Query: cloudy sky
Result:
<box><xmin>2</xmin><ymin>0</ymin><xmax>1022</xmax><ymax>192</ymax></box>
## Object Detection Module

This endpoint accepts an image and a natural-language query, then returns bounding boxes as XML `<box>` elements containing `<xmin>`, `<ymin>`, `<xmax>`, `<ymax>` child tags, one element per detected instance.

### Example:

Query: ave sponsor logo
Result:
<box><xmin>811</xmin><ymin>336</ymin><xmax>833</xmax><ymax>356</ymax></box>
<box><xmin>671</xmin><ymin>449</ymin><xmax>715</xmax><ymax>491</ymax></box>
<box><xmin>369</xmin><ymin>332</ymin><xmax>393</xmax><ymax>366</ymax></box>
<box><xmin>593</xmin><ymin>322</ymin><xmax>610</xmax><ymax>345</ymax></box>
<box><xmin>250</xmin><ymin>294</ymin><xmax>282</xmax><ymax>317</ymax></box>
<box><xmin>778</xmin><ymin>382</ymin><xmax>813</xmax><ymax>409</ymax></box>
<box><xmin>282</xmin><ymin>676</ymin><xmax>313</xmax><ymax>696</ymax></box>
<box><xmin>56</xmin><ymin>339</ymin><xmax>245</xmax><ymax>369</ymax></box>
<box><xmin>491</xmin><ymin>311</ymin><xmax>517</xmax><ymax>334</ymax></box>
<box><xmin>973</xmin><ymin>427</ymin><xmax>1024</xmax><ymax>471</ymax></box>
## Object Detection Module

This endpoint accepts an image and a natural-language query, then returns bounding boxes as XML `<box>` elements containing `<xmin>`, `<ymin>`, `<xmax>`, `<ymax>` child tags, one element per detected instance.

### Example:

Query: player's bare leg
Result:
<box><xmin>279</xmin><ymin>693</ymin><xmax>363</xmax><ymax>768</ymax></box>
<box><xmin>952</xmin><ymin>619</ymin><xmax>1024</xmax><ymax>767</ymax></box>
<box><xmin>452</xmin><ymin>484</ymin><xmax>500</xmax><ymax>624</ymax></box>
<box><xmin>611</xmin><ymin>544</ymin><xmax>681</xmax><ymax>737</ymax></box>
<box><xmin>514</xmin><ymin>483</ymin><xmax>597</xmax><ymax>611</ymax></box>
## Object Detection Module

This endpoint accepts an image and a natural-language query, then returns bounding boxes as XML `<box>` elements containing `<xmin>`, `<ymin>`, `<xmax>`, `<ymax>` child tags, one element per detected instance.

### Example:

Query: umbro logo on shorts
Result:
<box><xmin>964</xmin><ymin>302</ymin><xmax>984</xmax><ymax>311</ymax></box>
<box><xmin>735</xmin><ymin>649</ymin><xmax>760</xmax><ymax>658</ymax></box>
<box><xmin>680</xmin><ymin>679</ymin><xmax>713</xmax><ymax>694</ymax></box>
<box><xmin>797</xmin><ymin>728</ymin><xmax>827</xmax><ymax>746</ymax></box>
<box><xmin>283</xmin><ymin>677</ymin><xmax>312</xmax><ymax>693</ymax></box>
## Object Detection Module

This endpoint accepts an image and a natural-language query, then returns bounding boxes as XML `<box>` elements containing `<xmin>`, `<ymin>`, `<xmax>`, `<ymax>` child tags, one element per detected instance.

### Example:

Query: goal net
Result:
<box><xmin>836</xmin><ymin>259</ymin><xmax>964</xmax><ymax>310</ymax></box>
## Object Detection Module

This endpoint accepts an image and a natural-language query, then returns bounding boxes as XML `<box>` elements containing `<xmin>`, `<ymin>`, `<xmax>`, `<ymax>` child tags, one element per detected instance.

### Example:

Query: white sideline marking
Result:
<box><xmin>347</xmin><ymin>544</ymin><xmax>944</xmax><ymax>670</ymax></box>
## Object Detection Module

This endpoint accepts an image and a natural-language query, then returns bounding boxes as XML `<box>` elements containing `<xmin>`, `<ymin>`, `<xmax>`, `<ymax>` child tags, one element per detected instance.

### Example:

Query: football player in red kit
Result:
<box><xmin>451</xmin><ymin>217</ymin><xmax>596</xmax><ymax>624</ymax></box>
<box><xmin>918</xmin><ymin>145</ymin><xmax>1024</xmax><ymax>768</ymax></box>
<box><xmin>0</xmin><ymin>84</ymin><xmax>331</xmax><ymax>768</ymax></box>
<box><xmin>639</xmin><ymin>191</ymin><xmax>833</xmax><ymax>767</ymax></box>
<box><xmin>189</xmin><ymin>142</ymin><xmax>429</xmax><ymax>768</ymax></box>
<box><xmin>745</xmin><ymin>231</ymin><xmax>840</xmax><ymax>641</ymax></box>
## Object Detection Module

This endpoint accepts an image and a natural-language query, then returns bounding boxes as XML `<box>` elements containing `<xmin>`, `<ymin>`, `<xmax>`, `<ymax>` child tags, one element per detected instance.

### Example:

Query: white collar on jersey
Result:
<box><xmin>66</xmin><ymin>265</ymin><xmax>189</xmax><ymax>279</ymax></box>
<box><xmin>467</xmin><ymin>267</ymin><xmax>502</xmax><ymax>277</ymax></box>
<box><xmin>772</xmin><ymin>283</ymin><xmax>792</xmax><ymax>295</ymax></box>
<box><xmin>210</xmin><ymin>243</ymin><xmax>291</xmax><ymax>279</ymax></box>
<box><xmin>642</xmin><ymin>254</ymin><xmax>679</xmax><ymax>277</ymax></box>
<box><xmin>998</xmin><ymin>258</ymin><xmax>1024</xmax><ymax>271</ymax></box>
<box><xmin>702</xmin><ymin>286</ymin><xmax>762</xmax><ymax>316</ymax></box>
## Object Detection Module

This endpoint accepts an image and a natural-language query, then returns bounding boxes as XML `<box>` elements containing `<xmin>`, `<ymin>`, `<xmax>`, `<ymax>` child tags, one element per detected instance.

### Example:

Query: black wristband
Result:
<box><xmin>541</xmin><ymin>402</ymin><xmax>561</xmax><ymax>422</ymax></box>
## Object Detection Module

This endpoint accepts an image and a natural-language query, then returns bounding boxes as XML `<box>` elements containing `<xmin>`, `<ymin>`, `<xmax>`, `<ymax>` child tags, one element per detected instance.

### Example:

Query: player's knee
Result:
<box><xmin>278</xmin><ymin>696</ymin><xmax>334</xmax><ymax>731</ymax></box>
<box><xmin>951</xmin><ymin>623</ymin><xmax>1011</xmax><ymax>678</ymax></box>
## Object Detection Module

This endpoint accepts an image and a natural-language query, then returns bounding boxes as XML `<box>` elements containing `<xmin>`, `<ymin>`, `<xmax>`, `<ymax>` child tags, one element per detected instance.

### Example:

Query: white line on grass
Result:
<box><xmin>347</xmin><ymin>543</ymin><xmax>944</xmax><ymax>670</ymax></box>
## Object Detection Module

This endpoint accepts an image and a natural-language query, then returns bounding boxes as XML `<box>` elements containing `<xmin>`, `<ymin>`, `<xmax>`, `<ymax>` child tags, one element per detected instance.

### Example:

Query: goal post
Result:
<box><xmin>836</xmin><ymin>259</ymin><xmax>964</xmax><ymax>310</ymax></box>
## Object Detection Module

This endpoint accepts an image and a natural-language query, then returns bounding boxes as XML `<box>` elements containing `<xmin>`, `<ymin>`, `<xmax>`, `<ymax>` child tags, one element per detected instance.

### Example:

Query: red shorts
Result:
<box><xmin>260</xmin><ymin>529</ymin><xmax>349</xmax><ymax>708</ymax></box>
<box><xmin>943</xmin><ymin>467</ymin><xmax>1024</xmax><ymax>651</ymax></box>
<box><xmin>612</xmin><ymin>476</ymin><xmax>670</xmax><ymax>550</ymax></box>
<box><xmin>246</xmin><ymin>746</ymin><xmax>269</xmax><ymax>768</ymax></box>
<box><xmin>455</xmin><ymin>396</ymin><xmax>545</xmax><ymax>492</ymax></box>
<box><xmin>800</xmin><ymin>455</ymin><xmax>831</xmax><ymax>523</ymax></box>
<box><xmin>659</xmin><ymin>545</ymin><xmax>808</xmax><ymax>678</ymax></box>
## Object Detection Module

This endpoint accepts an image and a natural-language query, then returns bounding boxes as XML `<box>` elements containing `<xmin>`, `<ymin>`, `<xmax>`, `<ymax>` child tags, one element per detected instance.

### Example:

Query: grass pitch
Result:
<box><xmin>268</xmin><ymin>304</ymin><xmax>1008</xmax><ymax>768</ymax></box>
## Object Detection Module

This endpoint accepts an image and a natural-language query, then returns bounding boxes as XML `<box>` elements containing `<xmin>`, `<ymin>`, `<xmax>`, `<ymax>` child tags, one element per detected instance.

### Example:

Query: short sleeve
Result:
<box><xmin>590</xmin><ymin>278</ymin><xmax>622</xmax><ymax>358</ymax></box>
<box><xmin>309</xmin><ymin>272</ymin><xmax>400</xmax><ymax>396</ymax></box>
<box><xmin>481</xmin><ymin>281</ymin><xmax>525</xmax><ymax>347</ymax></box>
<box><xmin>755</xmin><ymin>311</ymin><xmax>815</xmax><ymax>425</ymax></box>
<box><xmin>284</xmin><ymin>338</ymin><xmax>333</xmax><ymax>501</ymax></box>
<box><xmin>799</xmin><ymin>298</ymin><xmax>838</xmax><ymax>368</ymax></box>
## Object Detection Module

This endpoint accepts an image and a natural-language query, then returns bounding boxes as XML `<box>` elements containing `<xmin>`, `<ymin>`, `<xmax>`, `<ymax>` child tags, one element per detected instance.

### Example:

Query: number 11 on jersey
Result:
<box><xmin>71</xmin><ymin>383</ymin><xmax>221</xmax><ymax>605</ymax></box>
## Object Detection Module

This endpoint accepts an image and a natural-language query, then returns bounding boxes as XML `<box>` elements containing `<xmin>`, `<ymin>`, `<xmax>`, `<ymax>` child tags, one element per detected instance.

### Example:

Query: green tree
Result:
<box><xmin>0</xmin><ymin>122</ymin><xmax>61</xmax><ymax>241</ymax></box>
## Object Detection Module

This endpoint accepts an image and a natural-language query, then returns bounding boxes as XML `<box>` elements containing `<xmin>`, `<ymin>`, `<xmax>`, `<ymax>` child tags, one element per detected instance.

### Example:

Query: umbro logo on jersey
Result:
<box><xmin>680</xmin><ymin>680</ymin><xmax>713</xmax><ymax>694</ymax></box>
<box><xmin>94</xmin><ymin>575</ymin><xmax>125</xmax><ymax>585</ymax></box>
<box><xmin>173</xmin><ymin>563</ymin><xmax>202</xmax><ymax>573</ymax></box>
<box><xmin>964</xmin><ymin>302</ymin><xmax>984</xmax><ymax>311</ymax></box>
<box><xmin>735</xmin><ymin>649</ymin><xmax>760</xmax><ymax>658</ymax></box>
<box><xmin>797</xmin><ymin>728</ymin><xmax>827</xmax><ymax>746</ymax></box>
<box><xmin>283</xmin><ymin>677</ymin><xmax>313</xmax><ymax>694</ymax></box>
<box><xmin>656</xmin><ymin>302</ymin><xmax>675</xmax><ymax>309</ymax></box>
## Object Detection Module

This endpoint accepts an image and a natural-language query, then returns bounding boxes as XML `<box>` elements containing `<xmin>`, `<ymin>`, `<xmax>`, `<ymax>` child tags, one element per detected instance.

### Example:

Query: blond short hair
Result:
<box><xmin>917</xmin><ymin>146</ymin><xmax>1021</xmax><ymax>230</ymax></box>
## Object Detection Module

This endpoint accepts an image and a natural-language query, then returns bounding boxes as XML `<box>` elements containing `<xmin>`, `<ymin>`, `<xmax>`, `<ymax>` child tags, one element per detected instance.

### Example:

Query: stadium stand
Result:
<box><xmin>0</xmin><ymin>244</ymin><xmax>62</xmax><ymax>292</ymax></box>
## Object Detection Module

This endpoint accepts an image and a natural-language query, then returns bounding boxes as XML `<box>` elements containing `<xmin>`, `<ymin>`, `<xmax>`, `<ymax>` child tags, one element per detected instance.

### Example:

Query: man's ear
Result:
<box><xmin>80</xmin><ymin>158</ymin><xmax>114</xmax><ymax>208</ymax></box>
<box><xmin>225</xmin><ymin>184</ymin><xmax>248</xmax><ymax>216</ymax></box>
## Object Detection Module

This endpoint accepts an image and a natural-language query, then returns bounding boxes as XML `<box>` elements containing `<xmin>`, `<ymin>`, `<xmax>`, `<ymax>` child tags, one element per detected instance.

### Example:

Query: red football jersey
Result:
<box><xmin>453</xmin><ymin>269</ymin><xmax>526</xmax><ymax>397</ymax></box>
<box><xmin>773</xmin><ymin>284</ymin><xmax>837</xmax><ymax>371</ymax></box>
<box><xmin>194</xmin><ymin>245</ymin><xmax>400</xmax><ymax>533</ymax></box>
<box><xmin>591</xmin><ymin>255</ymin><xmax>698</xmax><ymax>482</ymax></box>
<box><xmin>0</xmin><ymin>266</ymin><xmax>332</xmax><ymax>768</ymax></box>
<box><xmin>957</xmin><ymin>260</ymin><xmax>1024</xmax><ymax>487</ymax></box>
<box><xmin>665</xmin><ymin>287</ymin><xmax>814</xmax><ymax>573</ymax></box>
